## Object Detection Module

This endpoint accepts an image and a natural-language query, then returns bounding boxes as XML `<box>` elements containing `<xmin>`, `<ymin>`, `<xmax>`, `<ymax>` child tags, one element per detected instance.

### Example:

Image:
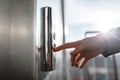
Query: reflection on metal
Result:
<box><xmin>40</xmin><ymin>7</ymin><xmax>55</xmax><ymax>71</ymax></box>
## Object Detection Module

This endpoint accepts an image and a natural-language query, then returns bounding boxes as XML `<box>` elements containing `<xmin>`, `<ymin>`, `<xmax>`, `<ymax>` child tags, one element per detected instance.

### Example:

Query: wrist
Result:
<box><xmin>96</xmin><ymin>34</ymin><xmax>107</xmax><ymax>53</ymax></box>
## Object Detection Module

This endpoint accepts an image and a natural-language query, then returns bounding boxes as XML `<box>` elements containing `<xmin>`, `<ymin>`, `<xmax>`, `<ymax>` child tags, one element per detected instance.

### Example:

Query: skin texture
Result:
<box><xmin>54</xmin><ymin>34</ymin><xmax>105</xmax><ymax>68</ymax></box>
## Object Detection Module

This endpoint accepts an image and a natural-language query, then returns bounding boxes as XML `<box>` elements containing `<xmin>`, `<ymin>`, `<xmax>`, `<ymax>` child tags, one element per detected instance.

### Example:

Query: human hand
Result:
<box><xmin>54</xmin><ymin>35</ymin><xmax>105</xmax><ymax>68</ymax></box>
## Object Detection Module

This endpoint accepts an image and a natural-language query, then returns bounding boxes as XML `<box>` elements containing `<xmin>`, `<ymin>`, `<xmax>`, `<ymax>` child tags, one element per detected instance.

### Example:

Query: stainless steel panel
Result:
<box><xmin>0</xmin><ymin>0</ymin><xmax>11</xmax><ymax>79</ymax></box>
<box><xmin>0</xmin><ymin>0</ymin><xmax>36</xmax><ymax>80</ymax></box>
<box><xmin>9</xmin><ymin>0</ymin><xmax>35</xmax><ymax>80</ymax></box>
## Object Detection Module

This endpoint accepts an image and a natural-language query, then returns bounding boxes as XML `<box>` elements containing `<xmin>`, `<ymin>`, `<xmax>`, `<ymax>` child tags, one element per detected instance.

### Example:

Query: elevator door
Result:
<box><xmin>0</xmin><ymin>0</ymin><xmax>35</xmax><ymax>80</ymax></box>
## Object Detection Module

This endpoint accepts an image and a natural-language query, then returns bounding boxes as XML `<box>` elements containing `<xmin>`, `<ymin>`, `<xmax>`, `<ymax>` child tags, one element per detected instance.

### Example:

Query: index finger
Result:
<box><xmin>54</xmin><ymin>40</ymin><xmax>81</xmax><ymax>52</ymax></box>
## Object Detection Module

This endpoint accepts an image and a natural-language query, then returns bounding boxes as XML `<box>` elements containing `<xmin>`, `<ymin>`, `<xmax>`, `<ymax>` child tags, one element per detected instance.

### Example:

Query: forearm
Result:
<box><xmin>100</xmin><ymin>27</ymin><xmax>120</xmax><ymax>57</ymax></box>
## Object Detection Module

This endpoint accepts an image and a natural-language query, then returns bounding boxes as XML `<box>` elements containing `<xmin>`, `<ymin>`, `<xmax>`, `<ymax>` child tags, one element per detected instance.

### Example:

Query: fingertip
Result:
<box><xmin>79</xmin><ymin>62</ymin><xmax>83</xmax><ymax>68</ymax></box>
<box><xmin>53</xmin><ymin>48</ymin><xmax>56</xmax><ymax>52</ymax></box>
<box><xmin>71</xmin><ymin>63</ymin><xmax>75</xmax><ymax>66</ymax></box>
<box><xmin>80</xmin><ymin>65</ymin><xmax>83</xmax><ymax>69</ymax></box>
<box><xmin>75</xmin><ymin>63</ymin><xmax>78</xmax><ymax>67</ymax></box>
<box><xmin>53</xmin><ymin>47</ymin><xmax>61</xmax><ymax>52</ymax></box>
<box><xmin>53</xmin><ymin>48</ymin><xmax>57</xmax><ymax>52</ymax></box>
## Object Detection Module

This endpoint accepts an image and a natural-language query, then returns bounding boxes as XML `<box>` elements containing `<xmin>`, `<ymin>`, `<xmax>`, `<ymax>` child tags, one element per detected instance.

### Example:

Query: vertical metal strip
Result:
<box><xmin>61</xmin><ymin>0</ymin><xmax>67</xmax><ymax>80</ymax></box>
<box><xmin>33</xmin><ymin>0</ymin><xmax>37</xmax><ymax>79</ymax></box>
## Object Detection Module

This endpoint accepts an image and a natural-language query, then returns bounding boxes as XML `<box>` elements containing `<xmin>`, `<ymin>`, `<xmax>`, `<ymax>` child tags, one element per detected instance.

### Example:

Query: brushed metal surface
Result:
<box><xmin>0</xmin><ymin>0</ymin><xmax>11</xmax><ymax>79</ymax></box>
<box><xmin>0</xmin><ymin>0</ymin><xmax>35</xmax><ymax>80</ymax></box>
<box><xmin>9</xmin><ymin>0</ymin><xmax>35</xmax><ymax>80</ymax></box>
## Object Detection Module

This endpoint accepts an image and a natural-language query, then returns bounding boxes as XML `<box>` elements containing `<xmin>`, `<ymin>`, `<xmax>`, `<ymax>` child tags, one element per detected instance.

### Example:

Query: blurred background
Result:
<box><xmin>1</xmin><ymin>0</ymin><xmax>120</xmax><ymax>80</ymax></box>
